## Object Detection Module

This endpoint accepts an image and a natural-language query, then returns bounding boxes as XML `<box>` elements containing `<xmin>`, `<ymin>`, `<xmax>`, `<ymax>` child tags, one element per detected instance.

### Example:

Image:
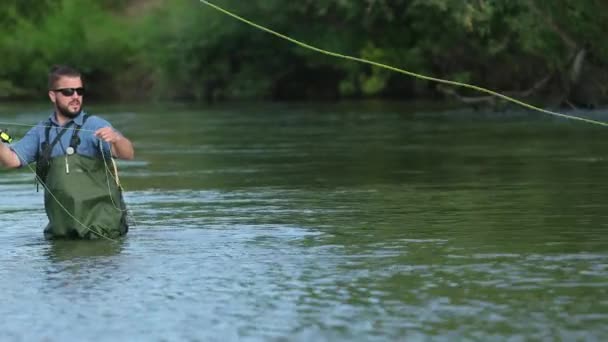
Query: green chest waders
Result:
<box><xmin>42</xmin><ymin>154</ymin><xmax>128</xmax><ymax>239</ymax></box>
<box><xmin>36</xmin><ymin>115</ymin><xmax>128</xmax><ymax>239</ymax></box>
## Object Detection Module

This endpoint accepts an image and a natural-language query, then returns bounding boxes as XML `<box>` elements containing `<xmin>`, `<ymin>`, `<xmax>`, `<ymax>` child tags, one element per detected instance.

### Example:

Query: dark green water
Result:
<box><xmin>1</xmin><ymin>102</ymin><xmax>607</xmax><ymax>341</ymax></box>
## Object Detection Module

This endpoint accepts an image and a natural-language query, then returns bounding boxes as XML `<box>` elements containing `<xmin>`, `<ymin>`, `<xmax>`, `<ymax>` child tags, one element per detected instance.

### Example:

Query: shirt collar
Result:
<box><xmin>49</xmin><ymin>110</ymin><xmax>87</xmax><ymax>126</ymax></box>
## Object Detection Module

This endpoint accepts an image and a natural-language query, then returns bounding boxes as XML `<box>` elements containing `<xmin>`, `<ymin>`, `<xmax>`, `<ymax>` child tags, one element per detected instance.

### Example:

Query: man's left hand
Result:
<box><xmin>95</xmin><ymin>127</ymin><xmax>123</xmax><ymax>144</ymax></box>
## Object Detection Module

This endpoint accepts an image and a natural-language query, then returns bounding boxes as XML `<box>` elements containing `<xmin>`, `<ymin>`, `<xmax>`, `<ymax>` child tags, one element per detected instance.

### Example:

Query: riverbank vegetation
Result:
<box><xmin>1</xmin><ymin>0</ymin><xmax>607</xmax><ymax>108</ymax></box>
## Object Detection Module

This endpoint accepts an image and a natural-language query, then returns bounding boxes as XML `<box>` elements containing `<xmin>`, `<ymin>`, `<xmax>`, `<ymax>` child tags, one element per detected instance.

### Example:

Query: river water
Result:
<box><xmin>1</xmin><ymin>102</ymin><xmax>607</xmax><ymax>341</ymax></box>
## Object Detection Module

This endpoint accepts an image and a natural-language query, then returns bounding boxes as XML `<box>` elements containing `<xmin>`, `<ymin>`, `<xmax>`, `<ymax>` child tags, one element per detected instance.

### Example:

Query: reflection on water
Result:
<box><xmin>1</xmin><ymin>103</ymin><xmax>607</xmax><ymax>341</ymax></box>
<box><xmin>44</xmin><ymin>240</ymin><xmax>125</xmax><ymax>261</ymax></box>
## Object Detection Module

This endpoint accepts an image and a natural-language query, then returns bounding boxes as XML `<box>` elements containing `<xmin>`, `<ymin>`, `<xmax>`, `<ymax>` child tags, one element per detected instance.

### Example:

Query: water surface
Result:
<box><xmin>1</xmin><ymin>102</ymin><xmax>607</xmax><ymax>341</ymax></box>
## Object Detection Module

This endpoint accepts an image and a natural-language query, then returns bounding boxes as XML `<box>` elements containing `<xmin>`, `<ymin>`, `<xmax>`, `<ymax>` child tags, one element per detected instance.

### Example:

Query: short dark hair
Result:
<box><xmin>48</xmin><ymin>65</ymin><xmax>82</xmax><ymax>90</ymax></box>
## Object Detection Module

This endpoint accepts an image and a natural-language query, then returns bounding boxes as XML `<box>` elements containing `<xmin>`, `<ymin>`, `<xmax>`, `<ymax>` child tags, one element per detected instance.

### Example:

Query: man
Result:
<box><xmin>0</xmin><ymin>65</ymin><xmax>135</xmax><ymax>239</ymax></box>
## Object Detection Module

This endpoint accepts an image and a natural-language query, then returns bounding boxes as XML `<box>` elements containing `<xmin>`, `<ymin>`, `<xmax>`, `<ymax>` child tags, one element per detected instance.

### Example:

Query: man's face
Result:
<box><xmin>49</xmin><ymin>76</ymin><xmax>84</xmax><ymax>119</ymax></box>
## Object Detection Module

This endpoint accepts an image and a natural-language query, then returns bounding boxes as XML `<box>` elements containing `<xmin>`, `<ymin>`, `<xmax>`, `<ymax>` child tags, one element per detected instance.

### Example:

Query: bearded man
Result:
<box><xmin>0</xmin><ymin>65</ymin><xmax>135</xmax><ymax>239</ymax></box>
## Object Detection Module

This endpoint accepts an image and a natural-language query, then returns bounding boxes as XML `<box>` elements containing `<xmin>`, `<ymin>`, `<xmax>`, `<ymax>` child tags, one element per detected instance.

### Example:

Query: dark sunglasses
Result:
<box><xmin>53</xmin><ymin>87</ymin><xmax>85</xmax><ymax>96</ymax></box>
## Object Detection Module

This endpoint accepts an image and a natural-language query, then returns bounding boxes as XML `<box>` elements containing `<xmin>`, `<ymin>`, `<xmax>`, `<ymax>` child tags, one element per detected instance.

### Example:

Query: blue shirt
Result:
<box><xmin>11</xmin><ymin>111</ymin><xmax>115</xmax><ymax>167</ymax></box>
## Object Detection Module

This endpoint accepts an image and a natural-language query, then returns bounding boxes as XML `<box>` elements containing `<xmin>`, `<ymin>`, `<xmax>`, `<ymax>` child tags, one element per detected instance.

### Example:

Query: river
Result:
<box><xmin>1</xmin><ymin>102</ymin><xmax>607</xmax><ymax>341</ymax></box>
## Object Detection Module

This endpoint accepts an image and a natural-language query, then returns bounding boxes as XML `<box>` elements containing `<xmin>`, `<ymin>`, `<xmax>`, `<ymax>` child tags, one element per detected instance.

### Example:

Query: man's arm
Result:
<box><xmin>111</xmin><ymin>135</ymin><xmax>135</xmax><ymax>160</ymax></box>
<box><xmin>0</xmin><ymin>126</ymin><xmax>40</xmax><ymax>169</ymax></box>
<box><xmin>95</xmin><ymin>127</ymin><xmax>135</xmax><ymax>160</ymax></box>
<box><xmin>0</xmin><ymin>143</ymin><xmax>21</xmax><ymax>168</ymax></box>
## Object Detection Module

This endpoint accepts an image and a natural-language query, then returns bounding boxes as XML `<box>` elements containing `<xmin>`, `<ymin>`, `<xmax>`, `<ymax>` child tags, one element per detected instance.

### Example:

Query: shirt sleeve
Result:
<box><xmin>10</xmin><ymin>125</ymin><xmax>41</xmax><ymax>167</ymax></box>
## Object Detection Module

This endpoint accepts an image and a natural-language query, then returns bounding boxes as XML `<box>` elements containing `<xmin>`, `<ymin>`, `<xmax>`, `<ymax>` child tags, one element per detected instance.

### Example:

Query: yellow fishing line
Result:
<box><xmin>0</xmin><ymin>122</ymin><xmax>134</xmax><ymax>241</ymax></box>
<box><xmin>199</xmin><ymin>0</ymin><xmax>608</xmax><ymax>127</ymax></box>
<box><xmin>1</xmin><ymin>0</ymin><xmax>604</xmax><ymax>241</ymax></box>
<box><xmin>11</xmin><ymin>147</ymin><xmax>120</xmax><ymax>242</ymax></box>
<box><xmin>0</xmin><ymin>120</ymin><xmax>104</xmax><ymax>133</ymax></box>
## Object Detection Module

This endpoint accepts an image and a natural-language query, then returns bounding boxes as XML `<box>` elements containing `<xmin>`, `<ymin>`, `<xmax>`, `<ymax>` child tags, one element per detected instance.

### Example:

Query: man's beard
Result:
<box><xmin>56</xmin><ymin>101</ymin><xmax>81</xmax><ymax>119</ymax></box>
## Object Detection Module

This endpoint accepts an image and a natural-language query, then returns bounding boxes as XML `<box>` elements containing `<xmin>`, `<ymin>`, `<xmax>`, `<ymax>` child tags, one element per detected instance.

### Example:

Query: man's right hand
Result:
<box><xmin>0</xmin><ymin>143</ymin><xmax>21</xmax><ymax>168</ymax></box>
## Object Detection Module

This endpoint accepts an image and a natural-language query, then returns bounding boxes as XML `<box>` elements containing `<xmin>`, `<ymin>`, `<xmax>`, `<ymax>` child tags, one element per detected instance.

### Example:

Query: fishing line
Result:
<box><xmin>0</xmin><ymin>120</ymin><xmax>104</xmax><ymax>134</ymax></box>
<box><xmin>0</xmin><ymin>117</ymin><xmax>139</xmax><ymax>238</ymax></box>
<box><xmin>2</xmin><ymin>0</ymin><xmax>603</xmax><ymax>240</ymax></box>
<box><xmin>199</xmin><ymin>0</ymin><xmax>608</xmax><ymax>127</ymax></box>
<box><xmin>11</xmin><ymin>146</ymin><xmax>120</xmax><ymax>242</ymax></box>
<box><xmin>99</xmin><ymin>143</ymin><xmax>139</xmax><ymax>229</ymax></box>
<box><xmin>2</xmin><ymin>123</ymin><xmax>133</xmax><ymax>242</ymax></box>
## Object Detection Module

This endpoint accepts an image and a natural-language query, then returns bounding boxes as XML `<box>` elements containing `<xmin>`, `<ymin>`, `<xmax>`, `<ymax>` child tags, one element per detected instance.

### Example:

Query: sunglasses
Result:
<box><xmin>53</xmin><ymin>87</ymin><xmax>85</xmax><ymax>96</ymax></box>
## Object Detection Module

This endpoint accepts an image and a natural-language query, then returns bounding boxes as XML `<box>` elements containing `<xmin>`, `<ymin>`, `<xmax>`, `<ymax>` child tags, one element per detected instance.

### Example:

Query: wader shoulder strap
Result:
<box><xmin>36</xmin><ymin>120</ymin><xmax>75</xmax><ymax>191</ymax></box>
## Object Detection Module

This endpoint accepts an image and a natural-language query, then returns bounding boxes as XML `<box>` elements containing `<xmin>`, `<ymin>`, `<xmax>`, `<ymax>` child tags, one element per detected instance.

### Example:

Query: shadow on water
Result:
<box><xmin>43</xmin><ymin>239</ymin><xmax>125</xmax><ymax>262</ymax></box>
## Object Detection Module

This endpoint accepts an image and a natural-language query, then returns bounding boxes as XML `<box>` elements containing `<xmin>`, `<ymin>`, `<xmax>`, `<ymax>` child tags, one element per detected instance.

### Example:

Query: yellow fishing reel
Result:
<box><xmin>0</xmin><ymin>129</ymin><xmax>13</xmax><ymax>143</ymax></box>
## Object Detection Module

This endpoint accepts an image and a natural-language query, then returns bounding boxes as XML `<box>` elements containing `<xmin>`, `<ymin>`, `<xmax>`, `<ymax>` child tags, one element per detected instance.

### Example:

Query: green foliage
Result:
<box><xmin>0</xmin><ymin>0</ymin><xmax>134</xmax><ymax>98</ymax></box>
<box><xmin>1</xmin><ymin>0</ymin><xmax>608</xmax><ymax>104</ymax></box>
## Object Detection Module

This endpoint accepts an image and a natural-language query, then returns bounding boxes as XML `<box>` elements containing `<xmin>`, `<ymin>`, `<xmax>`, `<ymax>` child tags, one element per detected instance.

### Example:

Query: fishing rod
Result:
<box><xmin>198</xmin><ymin>0</ymin><xmax>608</xmax><ymax>128</ymax></box>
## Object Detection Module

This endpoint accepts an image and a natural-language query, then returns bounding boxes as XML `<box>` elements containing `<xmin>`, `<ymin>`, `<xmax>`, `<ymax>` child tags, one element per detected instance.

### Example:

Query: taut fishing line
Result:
<box><xmin>198</xmin><ymin>0</ymin><xmax>608</xmax><ymax>127</ymax></box>
<box><xmin>1</xmin><ymin>1</ymin><xmax>605</xmax><ymax>241</ymax></box>
<box><xmin>11</xmin><ymin>144</ymin><xmax>122</xmax><ymax>242</ymax></box>
<box><xmin>1</xmin><ymin>122</ymin><xmax>132</xmax><ymax>242</ymax></box>
<box><xmin>0</xmin><ymin>118</ymin><xmax>137</xmax><ymax>242</ymax></box>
